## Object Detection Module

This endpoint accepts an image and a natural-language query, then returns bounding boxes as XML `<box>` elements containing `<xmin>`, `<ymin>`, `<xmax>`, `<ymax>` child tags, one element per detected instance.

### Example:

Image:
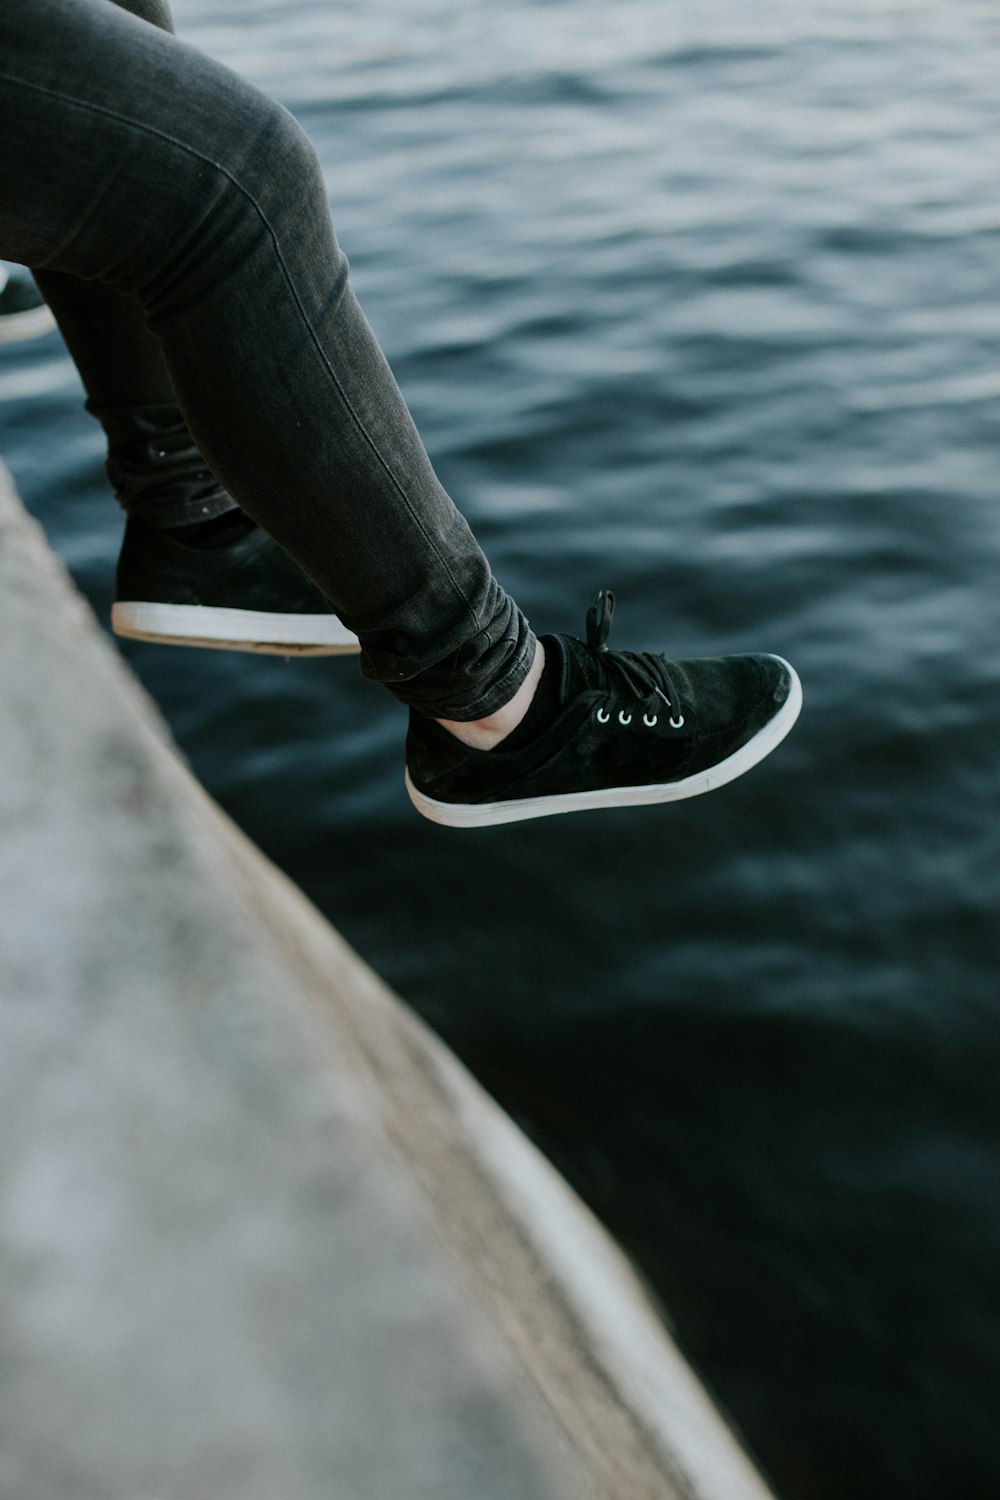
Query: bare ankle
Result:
<box><xmin>437</xmin><ymin>639</ymin><xmax>545</xmax><ymax>751</ymax></box>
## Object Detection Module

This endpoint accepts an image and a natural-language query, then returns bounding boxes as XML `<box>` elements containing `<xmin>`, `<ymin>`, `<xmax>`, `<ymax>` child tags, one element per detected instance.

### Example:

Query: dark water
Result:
<box><xmin>4</xmin><ymin>2</ymin><xmax>1000</xmax><ymax>1496</ymax></box>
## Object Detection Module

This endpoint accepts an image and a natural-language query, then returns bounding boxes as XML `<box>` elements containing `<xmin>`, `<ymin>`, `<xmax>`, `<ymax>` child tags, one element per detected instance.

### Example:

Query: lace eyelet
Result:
<box><xmin>643</xmin><ymin>713</ymin><xmax>658</xmax><ymax>727</ymax></box>
<box><xmin>618</xmin><ymin>710</ymin><xmax>632</xmax><ymax>726</ymax></box>
<box><xmin>669</xmin><ymin>714</ymin><xmax>685</xmax><ymax>729</ymax></box>
<box><xmin>596</xmin><ymin>706</ymin><xmax>611</xmax><ymax>724</ymax></box>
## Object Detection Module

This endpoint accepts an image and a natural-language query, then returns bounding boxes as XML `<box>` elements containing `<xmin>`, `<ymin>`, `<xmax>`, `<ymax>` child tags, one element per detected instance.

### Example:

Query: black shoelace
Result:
<box><xmin>585</xmin><ymin>591</ymin><xmax>684</xmax><ymax>728</ymax></box>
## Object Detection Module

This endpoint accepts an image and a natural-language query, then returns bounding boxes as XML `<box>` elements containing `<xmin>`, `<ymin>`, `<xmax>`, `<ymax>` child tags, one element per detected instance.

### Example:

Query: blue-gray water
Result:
<box><xmin>4</xmin><ymin>2</ymin><xmax>1000</xmax><ymax>1496</ymax></box>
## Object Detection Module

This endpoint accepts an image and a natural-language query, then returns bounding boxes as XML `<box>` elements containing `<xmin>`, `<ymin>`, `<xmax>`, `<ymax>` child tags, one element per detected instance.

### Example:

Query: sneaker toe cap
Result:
<box><xmin>676</xmin><ymin>652</ymin><xmax>794</xmax><ymax>760</ymax></box>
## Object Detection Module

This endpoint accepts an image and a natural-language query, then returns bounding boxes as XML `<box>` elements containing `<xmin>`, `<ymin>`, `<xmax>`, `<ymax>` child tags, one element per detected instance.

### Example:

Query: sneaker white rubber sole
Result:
<box><xmin>406</xmin><ymin>657</ymin><xmax>802</xmax><ymax>828</ymax></box>
<box><xmin>111</xmin><ymin>600</ymin><xmax>361</xmax><ymax>656</ymax></box>
<box><xmin>0</xmin><ymin>302</ymin><xmax>57</xmax><ymax>344</ymax></box>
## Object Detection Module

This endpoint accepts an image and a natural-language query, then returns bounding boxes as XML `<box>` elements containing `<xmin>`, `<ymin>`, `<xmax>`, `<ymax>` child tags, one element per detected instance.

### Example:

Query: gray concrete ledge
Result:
<box><xmin>0</xmin><ymin>458</ymin><xmax>776</xmax><ymax>1500</ymax></box>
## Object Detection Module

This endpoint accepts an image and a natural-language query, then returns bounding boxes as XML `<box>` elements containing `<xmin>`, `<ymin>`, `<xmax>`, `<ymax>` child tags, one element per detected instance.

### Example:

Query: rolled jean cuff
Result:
<box><xmin>359</xmin><ymin>602</ymin><xmax>538</xmax><ymax>721</ymax></box>
<box><xmin>438</xmin><ymin>625</ymin><xmax>539</xmax><ymax>721</ymax></box>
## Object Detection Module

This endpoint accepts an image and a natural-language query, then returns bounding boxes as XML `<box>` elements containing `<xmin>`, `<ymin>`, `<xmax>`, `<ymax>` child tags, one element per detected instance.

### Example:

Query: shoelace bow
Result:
<box><xmin>585</xmin><ymin>590</ymin><xmax>684</xmax><ymax>726</ymax></box>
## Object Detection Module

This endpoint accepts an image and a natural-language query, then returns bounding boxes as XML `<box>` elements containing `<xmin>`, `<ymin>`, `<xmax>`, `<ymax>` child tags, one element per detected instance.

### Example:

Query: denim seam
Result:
<box><xmin>0</xmin><ymin>69</ymin><xmax>483</xmax><ymax>640</ymax></box>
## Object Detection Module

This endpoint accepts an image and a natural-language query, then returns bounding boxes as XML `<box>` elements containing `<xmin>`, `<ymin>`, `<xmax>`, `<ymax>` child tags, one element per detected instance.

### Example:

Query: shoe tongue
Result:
<box><xmin>542</xmin><ymin>632</ymin><xmax>601</xmax><ymax>707</ymax></box>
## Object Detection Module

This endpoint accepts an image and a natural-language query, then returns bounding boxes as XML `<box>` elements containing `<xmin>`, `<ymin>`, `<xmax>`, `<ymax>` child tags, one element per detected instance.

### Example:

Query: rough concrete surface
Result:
<box><xmin>0</xmin><ymin>459</ymin><xmax>776</xmax><ymax>1500</ymax></box>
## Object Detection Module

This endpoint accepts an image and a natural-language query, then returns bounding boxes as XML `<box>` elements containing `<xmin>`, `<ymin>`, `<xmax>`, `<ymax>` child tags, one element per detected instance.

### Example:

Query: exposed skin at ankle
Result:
<box><xmin>438</xmin><ymin>638</ymin><xmax>545</xmax><ymax>751</ymax></box>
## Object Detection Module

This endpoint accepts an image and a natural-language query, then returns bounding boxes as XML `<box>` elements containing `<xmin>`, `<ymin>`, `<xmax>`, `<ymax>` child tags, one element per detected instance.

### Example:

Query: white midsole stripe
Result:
<box><xmin>112</xmin><ymin>600</ymin><xmax>360</xmax><ymax>655</ymax></box>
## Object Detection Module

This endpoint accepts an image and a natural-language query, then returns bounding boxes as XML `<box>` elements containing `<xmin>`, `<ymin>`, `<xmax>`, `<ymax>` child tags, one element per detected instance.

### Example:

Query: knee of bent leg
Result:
<box><xmin>218</xmin><ymin>91</ymin><xmax>327</xmax><ymax>228</ymax></box>
<box><xmin>138</xmin><ymin>85</ymin><xmax>329</xmax><ymax>315</ymax></box>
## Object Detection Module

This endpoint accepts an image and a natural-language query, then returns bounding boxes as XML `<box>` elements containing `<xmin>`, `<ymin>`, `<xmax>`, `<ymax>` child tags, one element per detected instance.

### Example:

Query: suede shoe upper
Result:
<box><xmin>406</xmin><ymin>591</ymin><xmax>793</xmax><ymax>809</ymax></box>
<box><xmin>115</xmin><ymin>513</ymin><xmax>336</xmax><ymax>616</ymax></box>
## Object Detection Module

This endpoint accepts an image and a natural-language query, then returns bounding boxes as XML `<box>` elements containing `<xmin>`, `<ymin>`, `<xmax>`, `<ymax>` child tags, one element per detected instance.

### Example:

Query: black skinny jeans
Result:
<box><xmin>0</xmin><ymin>0</ymin><xmax>535</xmax><ymax>719</ymax></box>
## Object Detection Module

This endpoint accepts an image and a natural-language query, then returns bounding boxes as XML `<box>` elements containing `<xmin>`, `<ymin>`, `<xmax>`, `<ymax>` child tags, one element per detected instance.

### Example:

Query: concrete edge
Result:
<box><xmin>217</xmin><ymin>819</ymin><xmax>778</xmax><ymax>1500</ymax></box>
<box><xmin>0</xmin><ymin>461</ymin><xmax>777</xmax><ymax>1500</ymax></box>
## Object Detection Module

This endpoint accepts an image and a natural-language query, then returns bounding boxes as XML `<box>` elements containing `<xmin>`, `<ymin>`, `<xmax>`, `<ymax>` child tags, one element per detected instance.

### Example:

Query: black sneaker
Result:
<box><xmin>405</xmin><ymin>591</ymin><xmax>801</xmax><ymax>827</ymax></box>
<box><xmin>0</xmin><ymin>265</ymin><xmax>56</xmax><ymax>344</ymax></box>
<box><xmin>111</xmin><ymin>513</ymin><xmax>360</xmax><ymax>656</ymax></box>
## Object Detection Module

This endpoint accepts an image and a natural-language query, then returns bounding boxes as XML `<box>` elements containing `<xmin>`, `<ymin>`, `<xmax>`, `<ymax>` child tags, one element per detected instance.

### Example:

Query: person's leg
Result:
<box><xmin>33</xmin><ymin>122</ymin><xmax>362</xmax><ymax>657</ymax></box>
<box><xmin>0</xmin><ymin>0</ymin><xmax>801</xmax><ymax>822</ymax></box>
<box><xmin>13</xmin><ymin>0</ymin><xmax>391</xmax><ymax>659</ymax></box>
<box><xmin>34</xmin><ymin>71</ymin><xmax>361</xmax><ymax>666</ymax></box>
<box><xmin>0</xmin><ymin>0</ymin><xmax>532</xmax><ymax>717</ymax></box>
